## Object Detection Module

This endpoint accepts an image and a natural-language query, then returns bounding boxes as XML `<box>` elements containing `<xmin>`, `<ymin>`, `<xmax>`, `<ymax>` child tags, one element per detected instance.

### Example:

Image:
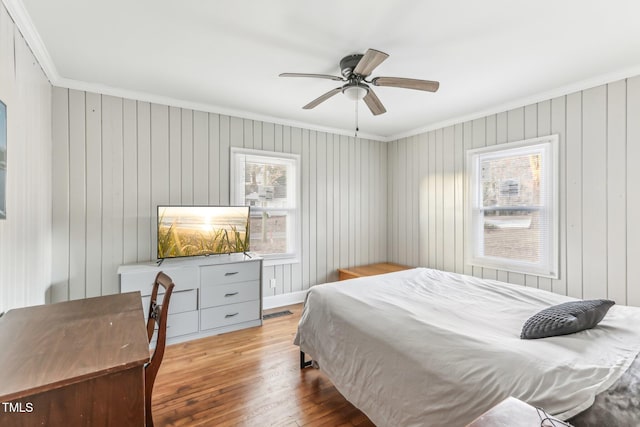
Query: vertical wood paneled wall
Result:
<box><xmin>388</xmin><ymin>76</ymin><xmax>640</xmax><ymax>306</ymax></box>
<box><xmin>50</xmin><ymin>88</ymin><xmax>388</xmax><ymax>302</ymax></box>
<box><xmin>0</xmin><ymin>4</ymin><xmax>52</xmax><ymax>313</ymax></box>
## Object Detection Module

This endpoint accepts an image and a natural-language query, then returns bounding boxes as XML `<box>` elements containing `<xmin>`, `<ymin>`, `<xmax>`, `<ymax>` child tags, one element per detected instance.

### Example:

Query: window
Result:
<box><xmin>466</xmin><ymin>135</ymin><xmax>559</xmax><ymax>278</ymax></box>
<box><xmin>231</xmin><ymin>148</ymin><xmax>300</xmax><ymax>264</ymax></box>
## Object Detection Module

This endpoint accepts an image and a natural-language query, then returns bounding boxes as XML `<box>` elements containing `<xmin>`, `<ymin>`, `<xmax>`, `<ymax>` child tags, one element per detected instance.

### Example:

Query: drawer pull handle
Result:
<box><xmin>225</xmin><ymin>313</ymin><xmax>239</xmax><ymax>318</ymax></box>
<box><xmin>224</xmin><ymin>272</ymin><xmax>239</xmax><ymax>276</ymax></box>
<box><xmin>225</xmin><ymin>292</ymin><xmax>239</xmax><ymax>297</ymax></box>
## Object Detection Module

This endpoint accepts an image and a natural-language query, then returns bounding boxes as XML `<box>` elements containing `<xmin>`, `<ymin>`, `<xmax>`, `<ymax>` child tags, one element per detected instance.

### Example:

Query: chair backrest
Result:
<box><xmin>145</xmin><ymin>271</ymin><xmax>175</xmax><ymax>427</ymax></box>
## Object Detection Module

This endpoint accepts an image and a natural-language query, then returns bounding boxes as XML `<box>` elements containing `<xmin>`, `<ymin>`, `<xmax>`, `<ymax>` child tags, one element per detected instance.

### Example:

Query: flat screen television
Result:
<box><xmin>157</xmin><ymin>205</ymin><xmax>250</xmax><ymax>260</ymax></box>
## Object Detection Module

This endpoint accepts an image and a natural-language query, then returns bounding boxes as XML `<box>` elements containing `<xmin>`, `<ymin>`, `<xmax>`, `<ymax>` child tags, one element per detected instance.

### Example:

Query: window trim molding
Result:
<box><xmin>465</xmin><ymin>134</ymin><xmax>559</xmax><ymax>279</ymax></box>
<box><xmin>230</xmin><ymin>147</ymin><xmax>301</xmax><ymax>265</ymax></box>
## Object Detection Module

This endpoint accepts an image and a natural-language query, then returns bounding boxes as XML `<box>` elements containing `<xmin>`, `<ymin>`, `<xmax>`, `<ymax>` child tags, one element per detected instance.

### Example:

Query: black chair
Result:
<box><xmin>145</xmin><ymin>271</ymin><xmax>175</xmax><ymax>427</ymax></box>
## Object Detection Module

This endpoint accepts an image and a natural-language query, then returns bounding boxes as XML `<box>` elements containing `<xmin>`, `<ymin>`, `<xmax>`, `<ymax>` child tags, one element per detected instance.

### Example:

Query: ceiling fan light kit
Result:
<box><xmin>342</xmin><ymin>83</ymin><xmax>369</xmax><ymax>100</ymax></box>
<box><xmin>280</xmin><ymin>48</ymin><xmax>439</xmax><ymax>117</ymax></box>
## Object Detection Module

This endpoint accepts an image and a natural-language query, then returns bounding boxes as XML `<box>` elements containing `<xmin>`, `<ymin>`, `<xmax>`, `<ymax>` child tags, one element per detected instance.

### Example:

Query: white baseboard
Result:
<box><xmin>263</xmin><ymin>289</ymin><xmax>308</xmax><ymax>310</ymax></box>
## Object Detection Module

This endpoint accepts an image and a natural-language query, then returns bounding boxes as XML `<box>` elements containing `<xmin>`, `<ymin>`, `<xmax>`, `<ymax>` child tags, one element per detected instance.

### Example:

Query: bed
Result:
<box><xmin>294</xmin><ymin>268</ymin><xmax>640</xmax><ymax>426</ymax></box>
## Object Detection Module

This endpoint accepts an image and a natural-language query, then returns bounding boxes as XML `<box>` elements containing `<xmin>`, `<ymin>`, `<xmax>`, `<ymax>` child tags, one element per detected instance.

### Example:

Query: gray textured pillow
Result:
<box><xmin>521</xmin><ymin>299</ymin><xmax>615</xmax><ymax>339</ymax></box>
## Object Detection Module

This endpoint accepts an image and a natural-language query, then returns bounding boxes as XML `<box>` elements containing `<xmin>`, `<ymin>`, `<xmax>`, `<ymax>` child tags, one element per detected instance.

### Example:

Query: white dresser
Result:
<box><xmin>118</xmin><ymin>254</ymin><xmax>262</xmax><ymax>345</ymax></box>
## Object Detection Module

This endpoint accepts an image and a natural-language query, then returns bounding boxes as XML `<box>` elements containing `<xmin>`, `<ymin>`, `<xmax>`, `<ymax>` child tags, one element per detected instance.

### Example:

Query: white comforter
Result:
<box><xmin>294</xmin><ymin>268</ymin><xmax>640</xmax><ymax>426</ymax></box>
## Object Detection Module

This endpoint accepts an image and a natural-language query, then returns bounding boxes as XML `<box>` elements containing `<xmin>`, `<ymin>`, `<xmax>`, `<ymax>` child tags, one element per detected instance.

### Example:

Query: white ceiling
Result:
<box><xmin>15</xmin><ymin>0</ymin><xmax>640</xmax><ymax>140</ymax></box>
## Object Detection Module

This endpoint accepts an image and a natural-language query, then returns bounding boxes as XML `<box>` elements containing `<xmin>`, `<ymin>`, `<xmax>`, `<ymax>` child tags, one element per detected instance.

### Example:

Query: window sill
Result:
<box><xmin>466</xmin><ymin>260</ymin><xmax>558</xmax><ymax>280</ymax></box>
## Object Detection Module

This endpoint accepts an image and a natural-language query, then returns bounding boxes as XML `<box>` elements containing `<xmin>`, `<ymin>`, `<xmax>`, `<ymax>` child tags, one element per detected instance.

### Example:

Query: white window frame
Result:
<box><xmin>230</xmin><ymin>147</ymin><xmax>300</xmax><ymax>266</ymax></box>
<box><xmin>466</xmin><ymin>135</ymin><xmax>559</xmax><ymax>278</ymax></box>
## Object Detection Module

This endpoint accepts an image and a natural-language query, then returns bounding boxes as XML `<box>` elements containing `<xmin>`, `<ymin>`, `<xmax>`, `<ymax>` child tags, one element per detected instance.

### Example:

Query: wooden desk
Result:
<box><xmin>0</xmin><ymin>292</ymin><xmax>149</xmax><ymax>426</ymax></box>
<box><xmin>337</xmin><ymin>262</ymin><xmax>412</xmax><ymax>281</ymax></box>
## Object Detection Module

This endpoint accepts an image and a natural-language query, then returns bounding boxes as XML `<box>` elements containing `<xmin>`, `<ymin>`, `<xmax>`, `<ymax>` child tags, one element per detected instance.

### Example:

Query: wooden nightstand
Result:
<box><xmin>337</xmin><ymin>262</ymin><xmax>412</xmax><ymax>281</ymax></box>
<box><xmin>466</xmin><ymin>397</ymin><xmax>566</xmax><ymax>427</ymax></box>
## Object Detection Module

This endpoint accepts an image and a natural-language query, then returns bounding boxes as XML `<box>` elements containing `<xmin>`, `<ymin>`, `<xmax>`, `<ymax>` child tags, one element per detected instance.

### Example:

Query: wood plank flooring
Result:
<box><xmin>153</xmin><ymin>304</ymin><xmax>375</xmax><ymax>426</ymax></box>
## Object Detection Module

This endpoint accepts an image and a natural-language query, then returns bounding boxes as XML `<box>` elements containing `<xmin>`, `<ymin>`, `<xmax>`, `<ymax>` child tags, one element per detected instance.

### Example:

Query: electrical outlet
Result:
<box><xmin>269</xmin><ymin>278</ymin><xmax>277</xmax><ymax>289</ymax></box>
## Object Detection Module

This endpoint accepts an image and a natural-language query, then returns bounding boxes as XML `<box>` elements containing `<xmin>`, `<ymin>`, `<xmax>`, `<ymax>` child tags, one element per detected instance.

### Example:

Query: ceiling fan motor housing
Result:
<box><xmin>340</xmin><ymin>54</ymin><xmax>364</xmax><ymax>78</ymax></box>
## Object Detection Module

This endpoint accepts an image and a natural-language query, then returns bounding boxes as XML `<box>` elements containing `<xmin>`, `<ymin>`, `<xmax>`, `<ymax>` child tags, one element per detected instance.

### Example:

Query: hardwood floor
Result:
<box><xmin>153</xmin><ymin>304</ymin><xmax>375</xmax><ymax>427</ymax></box>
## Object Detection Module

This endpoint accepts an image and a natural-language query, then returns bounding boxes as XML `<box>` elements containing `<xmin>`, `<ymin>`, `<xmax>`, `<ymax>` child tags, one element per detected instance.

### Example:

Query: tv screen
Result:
<box><xmin>157</xmin><ymin>205</ymin><xmax>250</xmax><ymax>259</ymax></box>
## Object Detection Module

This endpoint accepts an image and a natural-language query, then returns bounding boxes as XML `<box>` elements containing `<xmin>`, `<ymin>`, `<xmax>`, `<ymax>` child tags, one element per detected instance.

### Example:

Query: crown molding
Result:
<box><xmin>56</xmin><ymin>63</ymin><xmax>640</xmax><ymax>144</ymax></box>
<box><xmin>388</xmin><ymin>63</ymin><xmax>640</xmax><ymax>141</ymax></box>
<box><xmin>2</xmin><ymin>0</ymin><xmax>60</xmax><ymax>84</ymax></box>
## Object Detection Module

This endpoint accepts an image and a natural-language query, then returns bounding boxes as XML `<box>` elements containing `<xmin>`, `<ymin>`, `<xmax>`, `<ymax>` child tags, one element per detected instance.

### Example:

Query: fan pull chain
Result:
<box><xmin>355</xmin><ymin>96</ymin><xmax>359</xmax><ymax>138</ymax></box>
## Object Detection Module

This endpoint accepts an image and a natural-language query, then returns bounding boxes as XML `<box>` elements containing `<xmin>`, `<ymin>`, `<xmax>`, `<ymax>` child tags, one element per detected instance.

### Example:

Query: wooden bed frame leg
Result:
<box><xmin>300</xmin><ymin>351</ymin><xmax>313</xmax><ymax>369</ymax></box>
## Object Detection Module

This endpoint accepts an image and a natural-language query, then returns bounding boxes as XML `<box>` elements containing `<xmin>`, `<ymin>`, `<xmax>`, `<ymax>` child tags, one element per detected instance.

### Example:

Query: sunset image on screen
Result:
<box><xmin>157</xmin><ymin>206</ymin><xmax>249</xmax><ymax>259</ymax></box>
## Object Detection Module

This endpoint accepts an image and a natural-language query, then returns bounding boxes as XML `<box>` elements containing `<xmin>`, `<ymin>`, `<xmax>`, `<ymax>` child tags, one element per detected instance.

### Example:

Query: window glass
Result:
<box><xmin>231</xmin><ymin>148</ymin><xmax>300</xmax><ymax>264</ymax></box>
<box><xmin>467</xmin><ymin>136</ymin><xmax>558</xmax><ymax>278</ymax></box>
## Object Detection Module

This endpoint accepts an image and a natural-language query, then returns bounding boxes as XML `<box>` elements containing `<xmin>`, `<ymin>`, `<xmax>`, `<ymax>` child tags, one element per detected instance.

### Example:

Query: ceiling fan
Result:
<box><xmin>280</xmin><ymin>48</ymin><xmax>439</xmax><ymax>116</ymax></box>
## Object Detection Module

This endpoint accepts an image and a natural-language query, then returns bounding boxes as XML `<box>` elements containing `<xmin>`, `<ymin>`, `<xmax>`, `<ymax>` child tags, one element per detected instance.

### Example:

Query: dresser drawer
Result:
<box><xmin>166</xmin><ymin>310</ymin><xmax>199</xmax><ymax>339</ymax></box>
<box><xmin>200</xmin><ymin>300</ymin><xmax>260</xmax><ymax>331</ymax></box>
<box><xmin>142</xmin><ymin>288</ymin><xmax>198</xmax><ymax>318</ymax></box>
<box><xmin>200</xmin><ymin>281</ymin><xmax>259</xmax><ymax>309</ymax></box>
<box><xmin>121</xmin><ymin>266</ymin><xmax>198</xmax><ymax>295</ymax></box>
<box><xmin>150</xmin><ymin>310</ymin><xmax>199</xmax><ymax>344</ymax></box>
<box><xmin>200</xmin><ymin>261</ymin><xmax>260</xmax><ymax>286</ymax></box>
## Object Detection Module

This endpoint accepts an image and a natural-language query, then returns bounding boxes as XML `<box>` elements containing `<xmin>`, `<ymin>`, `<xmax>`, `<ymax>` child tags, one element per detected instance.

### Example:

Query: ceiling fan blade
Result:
<box><xmin>372</xmin><ymin>77</ymin><xmax>440</xmax><ymax>92</ymax></box>
<box><xmin>303</xmin><ymin>87</ymin><xmax>342</xmax><ymax>109</ymax></box>
<box><xmin>280</xmin><ymin>73</ymin><xmax>344</xmax><ymax>81</ymax></box>
<box><xmin>363</xmin><ymin>88</ymin><xmax>386</xmax><ymax>116</ymax></box>
<box><xmin>353</xmin><ymin>49</ymin><xmax>389</xmax><ymax>77</ymax></box>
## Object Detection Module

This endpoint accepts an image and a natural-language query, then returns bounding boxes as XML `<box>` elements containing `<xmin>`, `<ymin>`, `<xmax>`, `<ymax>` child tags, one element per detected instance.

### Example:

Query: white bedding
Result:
<box><xmin>294</xmin><ymin>268</ymin><xmax>640</xmax><ymax>427</ymax></box>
